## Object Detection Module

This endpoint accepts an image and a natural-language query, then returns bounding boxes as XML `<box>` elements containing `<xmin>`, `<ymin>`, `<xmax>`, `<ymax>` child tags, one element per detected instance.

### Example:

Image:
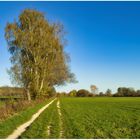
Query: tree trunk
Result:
<box><xmin>26</xmin><ymin>89</ymin><xmax>31</xmax><ymax>101</ymax></box>
<box><xmin>39</xmin><ymin>78</ymin><xmax>44</xmax><ymax>92</ymax></box>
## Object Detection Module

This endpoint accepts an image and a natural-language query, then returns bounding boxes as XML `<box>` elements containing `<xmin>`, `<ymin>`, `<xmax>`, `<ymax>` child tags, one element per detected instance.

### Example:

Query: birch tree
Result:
<box><xmin>5</xmin><ymin>9</ymin><xmax>75</xmax><ymax>100</ymax></box>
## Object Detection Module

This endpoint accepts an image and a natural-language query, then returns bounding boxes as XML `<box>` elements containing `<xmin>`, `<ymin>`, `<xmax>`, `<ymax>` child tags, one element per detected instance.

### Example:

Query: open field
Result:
<box><xmin>60</xmin><ymin>97</ymin><xmax>140</xmax><ymax>138</ymax></box>
<box><xmin>6</xmin><ymin>97</ymin><xmax>139</xmax><ymax>139</ymax></box>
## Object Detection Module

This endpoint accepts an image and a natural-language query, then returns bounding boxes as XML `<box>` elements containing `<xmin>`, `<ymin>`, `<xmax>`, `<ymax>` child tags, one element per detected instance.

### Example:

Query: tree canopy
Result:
<box><xmin>5</xmin><ymin>9</ymin><xmax>75</xmax><ymax>100</ymax></box>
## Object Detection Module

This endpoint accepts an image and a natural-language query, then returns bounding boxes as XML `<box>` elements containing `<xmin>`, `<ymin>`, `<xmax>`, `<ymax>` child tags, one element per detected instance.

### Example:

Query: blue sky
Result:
<box><xmin>0</xmin><ymin>1</ymin><xmax>140</xmax><ymax>93</ymax></box>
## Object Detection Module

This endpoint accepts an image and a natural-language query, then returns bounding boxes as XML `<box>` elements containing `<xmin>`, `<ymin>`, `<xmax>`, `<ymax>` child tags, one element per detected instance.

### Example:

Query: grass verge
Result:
<box><xmin>0</xmin><ymin>98</ymin><xmax>53</xmax><ymax>138</ymax></box>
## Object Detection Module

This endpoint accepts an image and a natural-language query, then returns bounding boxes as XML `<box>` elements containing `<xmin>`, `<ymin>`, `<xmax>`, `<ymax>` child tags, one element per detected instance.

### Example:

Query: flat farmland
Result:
<box><xmin>17</xmin><ymin>97</ymin><xmax>140</xmax><ymax>139</ymax></box>
<box><xmin>60</xmin><ymin>97</ymin><xmax>140</xmax><ymax>138</ymax></box>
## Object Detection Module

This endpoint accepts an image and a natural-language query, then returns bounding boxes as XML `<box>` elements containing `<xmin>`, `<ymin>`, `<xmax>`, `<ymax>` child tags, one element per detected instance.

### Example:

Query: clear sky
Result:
<box><xmin>0</xmin><ymin>1</ymin><xmax>140</xmax><ymax>93</ymax></box>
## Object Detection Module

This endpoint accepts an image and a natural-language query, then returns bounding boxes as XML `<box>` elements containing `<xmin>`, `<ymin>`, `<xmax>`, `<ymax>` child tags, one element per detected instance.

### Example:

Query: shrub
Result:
<box><xmin>88</xmin><ymin>93</ymin><xmax>94</xmax><ymax>97</ymax></box>
<box><xmin>76</xmin><ymin>89</ymin><xmax>90</xmax><ymax>97</ymax></box>
<box><xmin>68</xmin><ymin>90</ymin><xmax>77</xmax><ymax>97</ymax></box>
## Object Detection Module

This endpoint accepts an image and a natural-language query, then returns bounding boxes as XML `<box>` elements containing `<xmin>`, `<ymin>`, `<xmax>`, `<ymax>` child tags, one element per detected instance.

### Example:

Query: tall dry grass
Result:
<box><xmin>0</xmin><ymin>99</ymin><xmax>44</xmax><ymax>121</ymax></box>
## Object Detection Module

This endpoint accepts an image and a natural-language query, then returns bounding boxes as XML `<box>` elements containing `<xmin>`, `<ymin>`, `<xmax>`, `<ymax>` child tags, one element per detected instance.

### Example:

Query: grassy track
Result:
<box><xmin>20</xmin><ymin>99</ymin><xmax>60</xmax><ymax>138</ymax></box>
<box><xmin>0</xmin><ymin>98</ymin><xmax>53</xmax><ymax>138</ymax></box>
<box><xmin>60</xmin><ymin>97</ymin><xmax>140</xmax><ymax>138</ymax></box>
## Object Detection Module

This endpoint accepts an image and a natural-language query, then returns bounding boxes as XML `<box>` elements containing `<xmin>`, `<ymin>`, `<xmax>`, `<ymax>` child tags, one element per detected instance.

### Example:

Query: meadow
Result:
<box><xmin>60</xmin><ymin>97</ymin><xmax>140</xmax><ymax>138</ymax></box>
<box><xmin>13</xmin><ymin>97</ymin><xmax>140</xmax><ymax>139</ymax></box>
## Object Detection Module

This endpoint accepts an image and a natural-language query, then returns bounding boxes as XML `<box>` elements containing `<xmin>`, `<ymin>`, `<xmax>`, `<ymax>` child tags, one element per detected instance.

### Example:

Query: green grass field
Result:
<box><xmin>21</xmin><ymin>99</ymin><xmax>60</xmax><ymax>138</ymax></box>
<box><xmin>0</xmin><ymin>97</ymin><xmax>139</xmax><ymax>138</ymax></box>
<box><xmin>60</xmin><ymin>97</ymin><xmax>140</xmax><ymax>138</ymax></box>
<box><xmin>17</xmin><ymin>97</ymin><xmax>140</xmax><ymax>139</ymax></box>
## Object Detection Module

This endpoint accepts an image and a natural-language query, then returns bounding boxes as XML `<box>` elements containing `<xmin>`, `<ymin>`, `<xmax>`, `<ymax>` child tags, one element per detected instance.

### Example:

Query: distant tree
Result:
<box><xmin>76</xmin><ymin>89</ymin><xmax>89</xmax><ymax>97</ymax></box>
<box><xmin>88</xmin><ymin>93</ymin><xmax>94</xmax><ymax>97</ymax></box>
<box><xmin>5</xmin><ymin>9</ymin><xmax>76</xmax><ymax>100</ymax></box>
<box><xmin>69</xmin><ymin>90</ymin><xmax>77</xmax><ymax>97</ymax></box>
<box><xmin>114</xmin><ymin>87</ymin><xmax>137</xmax><ymax>97</ymax></box>
<box><xmin>90</xmin><ymin>85</ymin><xmax>98</xmax><ymax>94</ymax></box>
<box><xmin>99</xmin><ymin>92</ymin><xmax>104</xmax><ymax>96</ymax></box>
<box><xmin>0</xmin><ymin>86</ymin><xmax>25</xmax><ymax>97</ymax></box>
<box><xmin>60</xmin><ymin>92</ymin><xmax>67</xmax><ymax>97</ymax></box>
<box><xmin>137</xmin><ymin>90</ymin><xmax>140</xmax><ymax>96</ymax></box>
<box><xmin>56</xmin><ymin>92</ymin><xmax>61</xmax><ymax>97</ymax></box>
<box><xmin>105</xmin><ymin>89</ymin><xmax>112</xmax><ymax>96</ymax></box>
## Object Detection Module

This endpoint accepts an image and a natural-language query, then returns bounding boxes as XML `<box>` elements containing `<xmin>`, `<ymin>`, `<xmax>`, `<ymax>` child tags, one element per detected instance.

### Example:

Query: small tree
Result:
<box><xmin>76</xmin><ymin>89</ymin><xmax>89</xmax><ymax>97</ymax></box>
<box><xmin>88</xmin><ymin>93</ymin><xmax>94</xmax><ymax>97</ymax></box>
<box><xmin>69</xmin><ymin>90</ymin><xmax>77</xmax><ymax>97</ymax></box>
<box><xmin>90</xmin><ymin>85</ymin><xmax>98</xmax><ymax>94</ymax></box>
<box><xmin>137</xmin><ymin>90</ymin><xmax>140</xmax><ymax>96</ymax></box>
<box><xmin>105</xmin><ymin>89</ymin><xmax>112</xmax><ymax>96</ymax></box>
<box><xmin>99</xmin><ymin>92</ymin><xmax>104</xmax><ymax>96</ymax></box>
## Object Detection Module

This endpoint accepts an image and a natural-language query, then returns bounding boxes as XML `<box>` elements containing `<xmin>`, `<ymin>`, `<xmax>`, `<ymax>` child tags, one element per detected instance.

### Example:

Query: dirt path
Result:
<box><xmin>7</xmin><ymin>98</ymin><xmax>56</xmax><ymax>139</ymax></box>
<box><xmin>57</xmin><ymin>100</ymin><xmax>63</xmax><ymax>138</ymax></box>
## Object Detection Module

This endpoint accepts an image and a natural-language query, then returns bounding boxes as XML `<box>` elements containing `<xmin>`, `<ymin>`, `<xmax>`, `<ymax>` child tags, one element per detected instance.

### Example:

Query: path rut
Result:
<box><xmin>57</xmin><ymin>100</ymin><xmax>63</xmax><ymax>138</ymax></box>
<box><xmin>7</xmin><ymin>98</ymin><xmax>56</xmax><ymax>139</ymax></box>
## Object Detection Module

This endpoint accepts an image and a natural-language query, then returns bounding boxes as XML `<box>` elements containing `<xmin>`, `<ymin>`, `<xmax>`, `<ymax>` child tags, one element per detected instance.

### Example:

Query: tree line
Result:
<box><xmin>113</xmin><ymin>87</ymin><xmax>140</xmax><ymax>97</ymax></box>
<box><xmin>0</xmin><ymin>86</ymin><xmax>24</xmax><ymax>97</ymax></box>
<box><xmin>57</xmin><ymin>87</ymin><xmax>140</xmax><ymax>97</ymax></box>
